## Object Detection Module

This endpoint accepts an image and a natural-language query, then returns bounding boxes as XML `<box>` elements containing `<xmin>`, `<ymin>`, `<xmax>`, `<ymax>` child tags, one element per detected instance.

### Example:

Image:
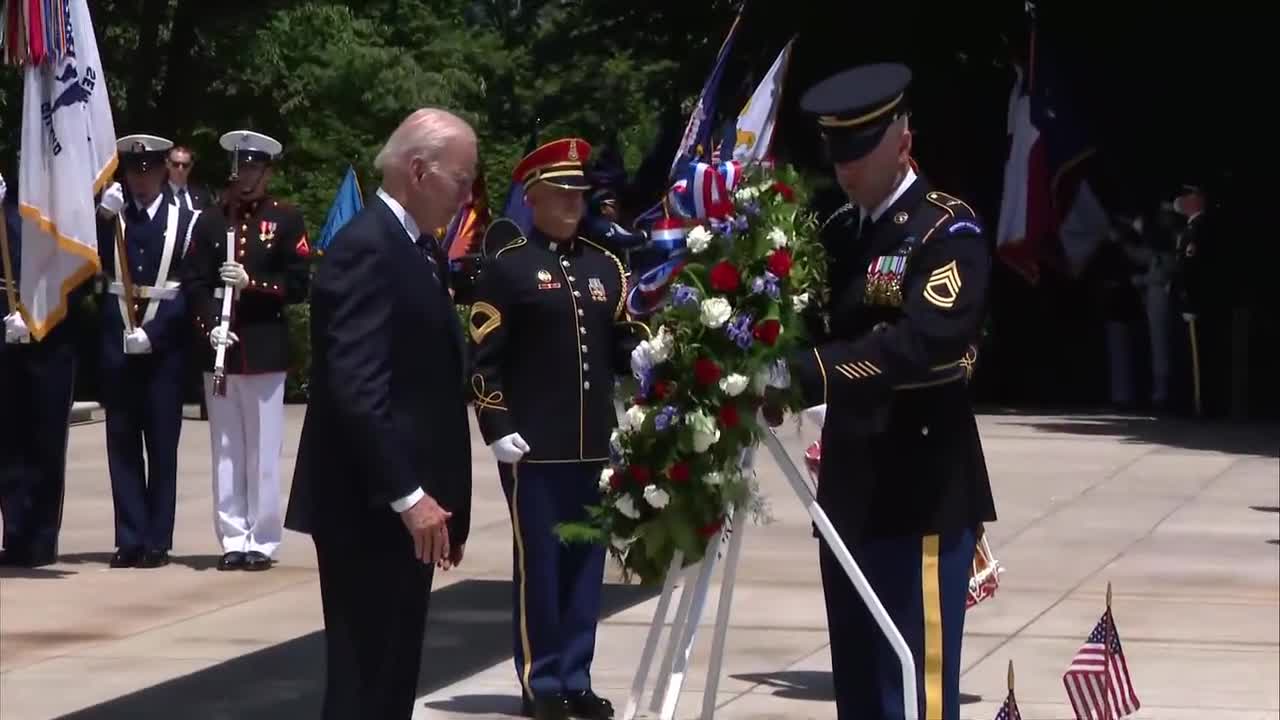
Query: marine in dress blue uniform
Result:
<box><xmin>787</xmin><ymin>64</ymin><xmax>998</xmax><ymax>720</ymax></box>
<box><xmin>469</xmin><ymin>139</ymin><xmax>646</xmax><ymax>720</ymax></box>
<box><xmin>0</xmin><ymin>173</ymin><xmax>86</xmax><ymax>568</ymax></box>
<box><xmin>94</xmin><ymin>135</ymin><xmax>201</xmax><ymax>568</ymax></box>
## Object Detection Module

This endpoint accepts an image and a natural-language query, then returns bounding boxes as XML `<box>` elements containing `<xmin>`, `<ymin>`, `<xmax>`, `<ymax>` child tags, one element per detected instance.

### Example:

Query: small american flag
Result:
<box><xmin>1063</xmin><ymin>608</ymin><xmax>1141</xmax><ymax>719</ymax></box>
<box><xmin>993</xmin><ymin>693</ymin><xmax>1022</xmax><ymax>720</ymax></box>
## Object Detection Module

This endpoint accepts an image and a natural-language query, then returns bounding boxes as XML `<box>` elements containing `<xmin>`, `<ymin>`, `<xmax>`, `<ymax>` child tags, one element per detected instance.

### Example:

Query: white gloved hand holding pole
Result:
<box><xmin>123</xmin><ymin>327</ymin><xmax>152</xmax><ymax>354</ymax></box>
<box><xmin>490</xmin><ymin>433</ymin><xmax>530</xmax><ymax>464</ymax></box>
<box><xmin>4</xmin><ymin>312</ymin><xmax>30</xmax><ymax>344</ymax></box>
<box><xmin>0</xmin><ymin>171</ymin><xmax>7</xmax><ymax>202</ymax></box>
<box><xmin>219</xmin><ymin>261</ymin><xmax>249</xmax><ymax>290</ymax></box>
<box><xmin>209</xmin><ymin>326</ymin><xmax>239</xmax><ymax>349</ymax></box>
<box><xmin>98</xmin><ymin>182</ymin><xmax>125</xmax><ymax>217</ymax></box>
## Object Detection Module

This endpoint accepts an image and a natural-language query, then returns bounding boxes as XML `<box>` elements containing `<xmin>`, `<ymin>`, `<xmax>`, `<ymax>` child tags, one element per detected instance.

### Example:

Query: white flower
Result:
<box><xmin>685</xmin><ymin>410</ymin><xmax>721</xmax><ymax>453</ymax></box>
<box><xmin>767</xmin><ymin>227</ymin><xmax>789</xmax><ymax>249</ymax></box>
<box><xmin>703</xmin><ymin>471</ymin><xmax>724</xmax><ymax>487</ymax></box>
<box><xmin>734</xmin><ymin>185</ymin><xmax>760</xmax><ymax>202</ymax></box>
<box><xmin>615</xmin><ymin>494</ymin><xmax>641</xmax><ymax>519</ymax></box>
<box><xmin>611</xmin><ymin>534</ymin><xmax>633</xmax><ymax>552</ymax></box>
<box><xmin>599</xmin><ymin>467</ymin><xmax>615</xmax><ymax>492</ymax></box>
<box><xmin>623</xmin><ymin>405</ymin><xmax>648</xmax><ymax>432</ymax></box>
<box><xmin>686</xmin><ymin>225</ymin><xmax>713</xmax><ymax>254</ymax></box>
<box><xmin>630</xmin><ymin>340</ymin><xmax>654</xmax><ymax>380</ymax></box>
<box><xmin>649</xmin><ymin>325</ymin><xmax>674</xmax><ymax>363</ymax></box>
<box><xmin>792</xmin><ymin>292</ymin><xmax>810</xmax><ymax>312</ymax></box>
<box><xmin>719</xmin><ymin>373</ymin><xmax>749</xmax><ymax>397</ymax></box>
<box><xmin>700</xmin><ymin>297</ymin><xmax>733</xmax><ymax>329</ymax></box>
<box><xmin>643</xmin><ymin>484</ymin><xmax>671</xmax><ymax>509</ymax></box>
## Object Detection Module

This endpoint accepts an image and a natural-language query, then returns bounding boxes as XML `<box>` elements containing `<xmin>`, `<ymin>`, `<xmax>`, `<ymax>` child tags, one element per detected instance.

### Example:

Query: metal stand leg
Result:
<box><xmin>761</xmin><ymin>428</ymin><xmax>919</xmax><ymax>720</ymax></box>
<box><xmin>656</xmin><ymin>550</ymin><xmax>719</xmax><ymax>719</ymax></box>
<box><xmin>701</xmin><ymin>507</ymin><xmax>746</xmax><ymax>719</ymax></box>
<box><xmin>623</xmin><ymin>552</ymin><xmax>685</xmax><ymax>720</ymax></box>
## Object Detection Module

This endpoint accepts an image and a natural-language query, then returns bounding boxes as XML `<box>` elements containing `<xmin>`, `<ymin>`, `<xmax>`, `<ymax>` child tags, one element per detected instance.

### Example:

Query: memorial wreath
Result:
<box><xmin>556</xmin><ymin>160</ymin><xmax>827</xmax><ymax>584</ymax></box>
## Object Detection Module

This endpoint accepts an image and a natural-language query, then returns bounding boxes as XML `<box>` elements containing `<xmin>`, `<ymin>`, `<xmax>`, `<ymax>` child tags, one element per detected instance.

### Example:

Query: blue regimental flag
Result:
<box><xmin>315</xmin><ymin>165</ymin><xmax>363</xmax><ymax>256</ymax></box>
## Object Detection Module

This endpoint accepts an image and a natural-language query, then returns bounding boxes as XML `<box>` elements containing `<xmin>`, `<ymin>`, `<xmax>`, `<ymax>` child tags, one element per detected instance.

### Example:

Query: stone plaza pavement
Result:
<box><xmin>0</xmin><ymin>406</ymin><xmax>1276</xmax><ymax>719</ymax></box>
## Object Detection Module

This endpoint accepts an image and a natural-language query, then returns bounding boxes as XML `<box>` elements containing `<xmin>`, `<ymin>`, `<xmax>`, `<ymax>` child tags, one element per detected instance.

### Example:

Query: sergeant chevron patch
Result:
<box><xmin>923</xmin><ymin>260</ymin><xmax>962</xmax><ymax>309</ymax></box>
<box><xmin>468</xmin><ymin>301</ymin><xmax>502</xmax><ymax>343</ymax></box>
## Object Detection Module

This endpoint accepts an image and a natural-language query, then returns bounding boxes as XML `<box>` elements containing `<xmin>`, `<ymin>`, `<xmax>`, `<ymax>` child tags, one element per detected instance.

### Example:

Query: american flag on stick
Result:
<box><xmin>1062</xmin><ymin>583</ymin><xmax>1141</xmax><ymax>719</ymax></box>
<box><xmin>993</xmin><ymin>659</ymin><xmax>1023</xmax><ymax>720</ymax></box>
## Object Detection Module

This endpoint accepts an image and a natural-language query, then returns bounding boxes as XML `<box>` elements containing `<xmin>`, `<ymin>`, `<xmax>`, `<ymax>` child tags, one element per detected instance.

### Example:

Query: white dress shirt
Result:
<box><xmin>134</xmin><ymin>192</ymin><xmax>166</xmax><ymax>221</ymax></box>
<box><xmin>375</xmin><ymin>188</ymin><xmax>426</xmax><ymax>514</ymax></box>
<box><xmin>861</xmin><ymin>167</ymin><xmax>917</xmax><ymax>225</ymax></box>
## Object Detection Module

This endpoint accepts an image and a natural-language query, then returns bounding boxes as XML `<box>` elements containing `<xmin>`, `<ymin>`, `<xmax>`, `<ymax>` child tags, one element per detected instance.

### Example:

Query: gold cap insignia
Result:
<box><xmin>568</xmin><ymin>140</ymin><xmax>579</xmax><ymax>161</ymax></box>
<box><xmin>537</xmin><ymin>269</ymin><xmax>553</xmax><ymax>283</ymax></box>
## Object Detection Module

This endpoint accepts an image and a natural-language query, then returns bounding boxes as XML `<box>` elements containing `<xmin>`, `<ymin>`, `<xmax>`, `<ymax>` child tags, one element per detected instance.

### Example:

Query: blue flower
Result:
<box><xmin>725</xmin><ymin>312</ymin><xmax>755</xmax><ymax>350</ymax></box>
<box><xmin>732</xmin><ymin>213</ymin><xmax>750</xmax><ymax>232</ymax></box>
<box><xmin>671</xmin><ymin>283</ymin><xmax>701</xmax><ymax>308</ymax></box>
<box><xmin>742</xmin><ymin>201</ymin><xmax>761</xmax><ymax>217</ymax></box>
<box><xmin>653</xmin><ymin>405</ymin><xmax>679</xmax><ymax>431</ymax></box>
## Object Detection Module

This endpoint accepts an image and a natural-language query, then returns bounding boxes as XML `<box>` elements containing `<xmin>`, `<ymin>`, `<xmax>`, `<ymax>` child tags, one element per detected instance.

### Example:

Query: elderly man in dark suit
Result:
<box><xmin>284</xmin><ymin>107</ymin><xmax>478</xmax><ymax>720</ymax></box>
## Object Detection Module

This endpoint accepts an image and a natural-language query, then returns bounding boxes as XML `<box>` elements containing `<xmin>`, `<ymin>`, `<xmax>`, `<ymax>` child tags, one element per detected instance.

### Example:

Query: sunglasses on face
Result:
<box><xmin>168</xmin><ymin>161</ymin><xmax>191</xmax><ymax>169</ymax></box>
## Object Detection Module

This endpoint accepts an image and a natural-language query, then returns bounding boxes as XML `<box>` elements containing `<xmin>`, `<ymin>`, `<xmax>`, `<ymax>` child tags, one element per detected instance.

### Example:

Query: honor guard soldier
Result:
<box><xmin>469</xmin><ymin>138</ymin><xmax>644</xmax><ymax>720</ymax></box>
<box><xmin>93</xmin><ymin>135</ymin><xmax>201</xmax><ymax>568</ymax></box>
<box><xmin>0</xmin><ymin>172</ymin><xmax>87</xmax><ymax>568</ymax></box>
<box><xmin>784</xmin><ymin>64</ymin><xmax>998</xmax><ymax>720</ymax></box>
<box><xmin>181</xmin><ymin>130</ymin><xmax>311</xmax><ymax>571</ymax></box>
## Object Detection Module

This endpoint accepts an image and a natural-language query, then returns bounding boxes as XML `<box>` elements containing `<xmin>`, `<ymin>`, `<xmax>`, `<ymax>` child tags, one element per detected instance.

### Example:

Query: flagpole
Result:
<box><xmin>1104</xmin><ymin>581</ymin><xmax>1115</xmax><ymax>720</ymax></box>
<box><xmin>0</xmin><ymin>210</ymin><xmax>17</xmax><ymax>314</ymax></box>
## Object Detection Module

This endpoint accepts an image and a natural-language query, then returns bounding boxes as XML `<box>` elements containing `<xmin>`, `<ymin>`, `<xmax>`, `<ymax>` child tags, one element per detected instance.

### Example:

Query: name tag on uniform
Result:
<box><xmin>589</xmin><ymin>277</ymin><xmax>607</xmax><ymax>302</ymax></box>
<box><xmin>536</xmin><ymin>269</ymin><xmax>560</xmax><ymax>290</ymax></box>
<box><xmin>864</xmin><ymin>255</ymin><xmax>907</xmax><ymax>307</ymax></box>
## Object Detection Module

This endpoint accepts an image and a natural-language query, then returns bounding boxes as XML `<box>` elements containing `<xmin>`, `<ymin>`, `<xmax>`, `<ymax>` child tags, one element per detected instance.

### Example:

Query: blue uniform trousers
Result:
<box><xmin>498</xmin><ymin>461</ymin><xmax>606</xmax><ymax>700</ymax></box>
<box><xmin>102</xmin><ymin>349</ymin><xmax>184</xmax><ymax>552</ymax></box>
<box><xmin>820</xmin><ymin>527</ymin><xmax>976</xmax><ymax>720</ymax></box>
<box><xmin>0</xmin><ymin>337</ymin><xmax>76</xmax><ymax>559</ymax></box>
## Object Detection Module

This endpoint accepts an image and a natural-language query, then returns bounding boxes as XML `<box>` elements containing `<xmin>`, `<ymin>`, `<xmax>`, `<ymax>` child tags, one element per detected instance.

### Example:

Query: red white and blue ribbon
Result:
<box><xmin>649</xmin><ymin>217</ymin><xmax>687</xmax><ymax>253</ymax></box>
<box><xmin>625</xmin><ymin>257</ymin><xmax>687</xmax><ymax>318</ymax></box>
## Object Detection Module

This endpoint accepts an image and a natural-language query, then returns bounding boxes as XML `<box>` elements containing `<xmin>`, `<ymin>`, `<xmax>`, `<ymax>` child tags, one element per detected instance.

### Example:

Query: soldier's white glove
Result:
<box><xmin>0</xmin><ymin>171</ymin><xmax>7</xmax><ymax>202</ymax></box>
<box><xmin>490</xmin><ymin>433</ymin><xmax>530</xmax><ymax>464</ymax></box>
<box><xmin>123</xmin><ymin>327</ymin><xmax>151</xmax><ymax>354</ymax></box>
<box><xmin>219</xmin><ymin>261</ymin><xmax>249</xmax><ymax>290</ymax></box>
<box><xmin>97</xmin><ymin>182</ymin><xmax>125</xmax><ymax>217</ymax></box>
<box><xmin>209</xmin><ymin>326</ymin><xmax>239</xmax><ymax>349</ymax></box>
<box><xmin>4</xmin><ymin>312</ymin><xmax>30</xmax><ymax>344</ymax></box>
<box><xmin>802</xmin><ymin>404</ymin><xmax>827</xmax><ymax>427</ymax></box>
<box><xmin>1182</xmin><ymin>312</ymin><xmax>1196</xmax><ymax>322</ymax></box>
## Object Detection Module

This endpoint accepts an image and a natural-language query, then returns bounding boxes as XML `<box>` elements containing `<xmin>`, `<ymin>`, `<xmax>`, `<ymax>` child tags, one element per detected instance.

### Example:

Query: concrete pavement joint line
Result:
<box><xmin>997</xmin><ymin>442</ymin><xmax>1157</xmax><ymax>548</ymax></box>
<box><xmin>961</xmin><ymin>455</ymin><xmax>1245</xmax><ymax>679</ymax></box>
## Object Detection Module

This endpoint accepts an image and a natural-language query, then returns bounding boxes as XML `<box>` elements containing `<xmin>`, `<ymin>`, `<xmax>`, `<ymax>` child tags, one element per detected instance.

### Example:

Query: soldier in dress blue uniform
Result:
<box><xmin>94</xmin><ymin>135</ymin><xmax>202</xmax><ymax>568</ymax></box>
<box><xmin>0</xmin><ymin>172</ymin><xmax>87</xmax><ymax>568</ymax></box>
<box><xmin>783</xmin><ymin>64</ymin><xmax>999</xmax><ymax>720</ymax></box>
<box><xmin>469</xmin><ymin>138</ymin><xmax>646</xmax><ymax>720</ymax></box>
<box><xmin>180</xmin><ymin>130</ymin><xmax>311</xmax><ymax>572</ymax></box>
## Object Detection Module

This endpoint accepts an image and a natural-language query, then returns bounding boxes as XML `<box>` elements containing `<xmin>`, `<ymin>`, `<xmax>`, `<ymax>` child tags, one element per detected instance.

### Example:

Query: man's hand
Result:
<box><xmin>0</xmin><ymin>171</ymin><xmax>7</xmax><ymax>202</ymax></box>
<box><xmin>399</xmin><ymin>494</ymin><xmax>452</xmax><ymax>565</ymax></box>
<box><xmin>4</xmin><ymin>312</ymin><xmax>30</xmax><ymax>344</ymax></box>
<box><xmin>438</xmin><ymin>543</ymin><xmax>465</xmax><ymax>571</ymax></box>
<box><xmin>490</xmin><ymin>433</ymin><xmax>530</xmax><ymax>464</ymax></box>
<box><xmin>123</xmin><ymin>328</ymin><xmax>152</xmax><ymax>354</ymax></box>
<box><xmin>220</xmin><ymin>261</ymin><xmax>249</xmax><ymax>290</ymax></box>
<box><xmin>209</xmin><ymin>326</ymin><xmax>239</xmax><ymax>349</ymax></box>
<box><xmin>98</xmin><ymin>182</ymin><xmax>125</xmax><ymax>218</ymax></box>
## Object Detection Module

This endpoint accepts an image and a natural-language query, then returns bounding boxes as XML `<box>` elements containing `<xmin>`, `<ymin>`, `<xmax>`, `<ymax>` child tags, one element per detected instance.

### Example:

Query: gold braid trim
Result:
<box><xmin>471</xmin><ymin>374</ymin><xmax>507</xmax><ymax>412</ymax></box>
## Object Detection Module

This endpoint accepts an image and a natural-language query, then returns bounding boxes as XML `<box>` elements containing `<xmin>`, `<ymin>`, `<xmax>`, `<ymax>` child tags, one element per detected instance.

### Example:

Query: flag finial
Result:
<box><xmin>1007</xmin><ymin>659</ymin><xmax>1015</xmax><ymax>694</ymax></box>
<box><xmin>1106</xmin><ymin>581</ymin><xmax>1112</xmax><ymax>609</ymax></box>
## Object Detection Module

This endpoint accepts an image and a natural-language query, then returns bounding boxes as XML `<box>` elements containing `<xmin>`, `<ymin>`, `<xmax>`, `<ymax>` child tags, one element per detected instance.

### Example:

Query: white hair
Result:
<box><xmin>374</xmin><ymin>108</ymin><xmax>474</xmax><ymax>175</ymax></box>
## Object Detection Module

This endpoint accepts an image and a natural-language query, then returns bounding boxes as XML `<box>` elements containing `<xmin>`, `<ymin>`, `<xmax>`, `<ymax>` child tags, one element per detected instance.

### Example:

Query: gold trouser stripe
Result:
<box><xmin>922</xmin><ymin>534</ymin><xmax>943</xmax><ymax>720</ymax></box>
<box><xmin>511</xmin><ymin>464</ymin><xmax>534</xmax><ymax>698</ymax></box>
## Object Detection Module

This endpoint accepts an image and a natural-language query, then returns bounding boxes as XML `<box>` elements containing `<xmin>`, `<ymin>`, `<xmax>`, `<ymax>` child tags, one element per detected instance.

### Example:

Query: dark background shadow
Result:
<box><xmin>56</xmin><ymin>579</ymin><xmax>658</xmax><ymax>720</ymax></box>
<box><xmin>980</xmin><ymin>408</ymin><xmax>1280</xmax><ymax>458</ymax></box>
<box><xmin>729</xmin><ymin>671</ymin><xmax>982</xmax><ymax>706</ymax></box>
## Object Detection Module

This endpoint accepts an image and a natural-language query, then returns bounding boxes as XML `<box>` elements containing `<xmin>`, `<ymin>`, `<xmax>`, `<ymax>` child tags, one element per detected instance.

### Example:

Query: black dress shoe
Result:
<box><xmin>136</xmin><ymin>550</ymin><xmax>170</xmax><ymax>568</ymax></box>
<box><xmin>566</xmin><ymin>690</ymin><xmax>614</xmax><ymax>720</ymax></box>
<box><xmin>0</xmin><ymin>546</ymin><xmax>58</xmax><ymax>568</ymax></box>
<box><xmin>522</xmin><ymin>694</ymin><xmax>571</xmax><ymax>720</ymax></box>
<box><xmin>243</xmin><ymin>551</ymin><xmax>272</xmax><ymax>571</ymax></box>
<box><xmin>110</xmin><ymin>548</ymin><xmax>142</xmax><ymax>568</ymax></box>
<box><xmin>217</xmin><ymin>551</ymin><xmax>247</xmax><ymax>571</ymax></box>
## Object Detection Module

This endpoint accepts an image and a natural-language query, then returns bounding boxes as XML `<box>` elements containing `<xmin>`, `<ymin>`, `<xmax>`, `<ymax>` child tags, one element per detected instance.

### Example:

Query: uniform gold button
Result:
<box><xmin>573</xmin><ymin>291</ymin><xmax>581</xmax><ymax>297</ymax></box>
<box><xmin>921</xmin><ymin>426</ymin><xmax>929</xmax><ymax>436</ymax></box>
<box><xmin>583</xmin><ymin>363</ymin><xmax>589</xmax><ymax>371</ymax></box>
<box><xmin>581</xmin><ymin>345</ymin><xmax>588</xmax><ymax>353</ymax></box>
<box><xmin>583</xmin><ymin>381</ymin><xmax>591</xmax><ymax>390</ymax></box>
<box><xmin>577</xmin><ymin>309</ymin><xmax>584</xmax><ymax>316</ymax></box>
<box><xmin>579</xmin><ymin>327</ymin><xmax>586</xmax><ymax>335</ymax></box>
<box><xmin>561</xmin><ymin>260</ymin><xmax>570</xmax><ymax>267</ymax></box>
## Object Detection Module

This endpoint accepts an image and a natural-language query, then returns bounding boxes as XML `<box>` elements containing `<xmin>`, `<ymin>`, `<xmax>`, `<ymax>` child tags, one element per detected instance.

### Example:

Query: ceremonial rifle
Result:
<box><xmin>113</xmin><ymin>214</ymin><xmax>139</xmax><ymax>330</ymax></box>
<box><xmin>211</xmin><ymin>195</ymin><xmax>238</xmax><ymax>397</ymax></box>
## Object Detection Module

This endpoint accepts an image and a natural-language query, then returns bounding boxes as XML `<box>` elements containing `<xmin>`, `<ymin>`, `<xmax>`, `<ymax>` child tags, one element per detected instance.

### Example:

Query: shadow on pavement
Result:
<box><xmin>57</xmin><ymin>579</ymin><xmax>658</xmax><ymax>720</ymax></box>
<box><xmin>421</xmin><ymin>693</ymin><xmax>524</xmax><ymax>716</ymax></box>
<box><xmin>728</xmin><ymin>671</ymin><xmax>982</xmax><ymax>705</ymax></box>
<box><xmin>985</xmin><ymin>409</ymin><xmax>1280</xmax><ymax>458</ymax></box>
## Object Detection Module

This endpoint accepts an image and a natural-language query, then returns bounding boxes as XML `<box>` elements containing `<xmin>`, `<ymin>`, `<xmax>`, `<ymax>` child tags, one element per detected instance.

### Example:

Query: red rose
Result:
<box><xmin>719</xmin><ymin>403</ymin><xmax>740</xmax><ymax>429</ymax></box>
<box><xmin>653</xmin><ymin>380</ymin><xmax>673</xmax><ymax>400</ymax></box>
<box><xmin>694</xmin><ymin>357</ymin><xmax>722</xmax><ymax>385</ymax></box>
<box><xmin>709</xmin><ymin>261</ymin><xmax>740</xmax><ymax>292</ymax></box>
<box><xmin>766</xmin><ymin>249</ymin><xmax>793</xmax><ymax>279</ymax></box>
<box><xmin>753</xmin><ymin>318</ymin><xmax>782</xmax><ymax>346</ymax></box>
<box><xmin>609</xmin><ymin>471</ymin><xmax>625</xmax><ymax>491</ymax></box>
<box><xmin>668</xmin><ymin>462</ymin><xmax>690</xmax><ymax>484</ymax></box>
<box><xmin>632</xmin><ymin>394</ymin><xmax>648</xmax><ymax>406</ymax></box>
<box><xmin>772</xmin><ymin>181</ymin><xmax>795</xmax><ymax>202</ymax></box>
<box><xmin>698</xmin><ymin>516</ymin><xmax>726</xmax><ymax>539</ymax></box>
<box><xmin>629</xmin><ymin>466</ymin><xmax>651</xmax><ymax>486</ymax></box>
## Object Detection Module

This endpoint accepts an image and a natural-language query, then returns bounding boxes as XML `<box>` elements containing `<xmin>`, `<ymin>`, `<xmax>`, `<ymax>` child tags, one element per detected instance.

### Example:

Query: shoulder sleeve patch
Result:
<box><xmin>947</xmin><ymin>220</ymin><xmax>983</xmax><ymax>236</ymax></box>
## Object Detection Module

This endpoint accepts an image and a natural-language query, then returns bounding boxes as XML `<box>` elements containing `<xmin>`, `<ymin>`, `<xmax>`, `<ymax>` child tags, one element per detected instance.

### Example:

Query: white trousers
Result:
<box><xmin>203</xmin><ymin>372</ymin><xmax>285</xmax><ymax>556</ymax></box>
